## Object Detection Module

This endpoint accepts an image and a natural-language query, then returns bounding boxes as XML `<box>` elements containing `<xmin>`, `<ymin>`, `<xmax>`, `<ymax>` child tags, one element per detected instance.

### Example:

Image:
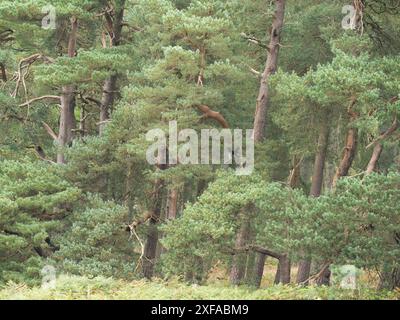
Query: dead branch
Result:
<box><xmin>240</xmin><ymin>32</ymin><xmax>269</xmax><ymax>50</ymax></box>
<box><xmin>19</xmin><ymin>95</ymin><xmax>61</xmax><ymax>107</ymax></box>
<box><xmin>12</xmin><ymin>54</ymin><xmax>54</xmax><ymax>98</ymax></box>
<box><xmin>42</xmin><ymin>121</ymin><xmax>58</xmax><ymax>141</ymax></box>
<box><xmin>198</xmin><ymin>105</ymin><xmax>229</xmax><ymax>128</ymax></box>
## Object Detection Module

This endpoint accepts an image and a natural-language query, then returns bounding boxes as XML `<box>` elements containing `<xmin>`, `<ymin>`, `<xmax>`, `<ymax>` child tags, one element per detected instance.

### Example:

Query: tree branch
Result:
<box><xmin>42</xmin><ymin>121</ymin><xmax>58</xmax><ymax>141</ymax></box>
<box><xmin>19</xmin><ymin>95</ymin><xmax>61</xmax><ymax>107</ymax></box>
<box><xmin>198</xmin><ymin>105</ymin><xmax>229</xmax><ymax>128</ymax></box>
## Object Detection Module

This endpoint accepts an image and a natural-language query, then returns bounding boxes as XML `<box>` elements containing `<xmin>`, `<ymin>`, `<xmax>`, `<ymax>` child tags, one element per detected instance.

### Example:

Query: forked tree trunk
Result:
<box><xmin>57</xmin><ymin>16</ymin><xmax>78</xmax><ymax>164</ymax></box>
<box><xmin>297</xmin><ymin>123</ymin><xmax>330</xmax><ymax>285</ymax></box>
<box><xmin>253</xmin><ymin>0</ymin><xmax>286</xmax><ymax>141</ymax></box>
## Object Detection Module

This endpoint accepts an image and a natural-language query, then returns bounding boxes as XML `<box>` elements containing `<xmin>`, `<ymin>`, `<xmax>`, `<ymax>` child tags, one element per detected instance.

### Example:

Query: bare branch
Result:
<box><xmin>198</xmin><ymin>105</ymin><xmax>229</xmax><ymax>128</ymax></box>
<box><xmin>42</xmin><ymin>121</ymin><xmax>58</xmax><ymax>141</ymax></box>
<box><xmin>19</xmin><ymin>95</ymin><xmax>61</xmax><ymax>107</ymax></box>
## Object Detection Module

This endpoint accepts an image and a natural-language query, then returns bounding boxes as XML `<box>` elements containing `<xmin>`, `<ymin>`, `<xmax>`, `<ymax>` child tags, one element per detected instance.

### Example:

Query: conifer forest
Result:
<box><xmin>1</xmin><ymin>0</ymin><xmax>400</xmax><ymax>301</ymax></box>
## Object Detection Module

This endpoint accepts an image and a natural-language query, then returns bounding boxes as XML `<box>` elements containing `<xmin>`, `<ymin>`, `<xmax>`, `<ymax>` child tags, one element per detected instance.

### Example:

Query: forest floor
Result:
<box><xmin>0</xmin><ymin>275</ymin><xmax>399</xmax><ymax>300</ymax></box>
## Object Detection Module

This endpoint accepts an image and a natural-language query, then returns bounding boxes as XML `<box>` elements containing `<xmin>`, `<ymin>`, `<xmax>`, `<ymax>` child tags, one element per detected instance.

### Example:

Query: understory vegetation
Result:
<box><xmin>1</xmin><ymin>275</ymin><xmax>399</xmax><ymax>300</ymax></box>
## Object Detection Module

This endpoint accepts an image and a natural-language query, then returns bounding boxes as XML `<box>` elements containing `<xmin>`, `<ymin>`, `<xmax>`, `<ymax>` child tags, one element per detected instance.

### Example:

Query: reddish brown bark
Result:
<box><xmin>332</xmin><ymin>127</ymin><xmax>358</xmax><ymax>188</ymax></box>
<box><xmin>253</xmin><ymin>0</ymin><xmax>286</xmax><ymax>142</ymax></box>
<box><xmin>366</xmin><ymin>143</ymin><xmax>383</xmax><ymax>175</ymax></box>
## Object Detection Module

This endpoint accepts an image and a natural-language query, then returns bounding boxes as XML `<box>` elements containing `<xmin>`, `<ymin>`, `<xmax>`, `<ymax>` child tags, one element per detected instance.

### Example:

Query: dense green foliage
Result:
<box><xmin>0</xmin><ymin>0</ymin><xmax>399</xmax><ymax>299</ymax></box>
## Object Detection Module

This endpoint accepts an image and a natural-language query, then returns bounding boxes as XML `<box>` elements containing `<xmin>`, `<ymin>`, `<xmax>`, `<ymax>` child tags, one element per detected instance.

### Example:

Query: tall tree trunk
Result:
<box><xmin>253</xmin><ymin>0</ymin><xmax>286</xmax><ymax>141</ymax></box>
<box><xmin>332</xmin><ymin>127</ymin><xmax>358</xmax><ymax>188</ymax></box>
<box><xmin>275</xmin><ymin>155</ymin><xmax>301</xmax><ymax>284</ymax></box>
<box><xmin>230</xmin><ymin>212</ymin><xmax>251</xmax><ymax>286</ymax></box>
<box><xmin>274</xmin><ymin>261</ymin><xmax>281</xmax><ymax>284</ymax></box>
<box><xmin>279</xmin><ymin>255</ymin><xmax>291</xmax><ymax>284</ymax></box>
<box><xmin>166</xmin><ymin>188</ymin><xmax>179</xmax><ymax>220</ymax></box>
<box><xmin>319</xmin><ymin>118</ymin><xmax>357</xmax><ymax>285</ymax></box>
<box><xmin>366</xmin><ymin>143</ymin><xmax>383</xmax><ymax>175</ymax></box>
<box><xmin>297</xmin><ymin>123</ymin><xmax>330</xmax><ymax>285</ymax></box>
<box><xmin>230</xmin><ymin>0</ymin><xmax>286</xmax><ymax>287</ymax></box>
<box><xmin>98</xmin><ymin>1</ymin><xmax>125</xmax><ymax>135</ymax></box>
<box><xmin>99</xmin><ymin>75</ymin><xmax>118</xmax><ymax>135</ymax></box>
<box><xmin>57</xmin><ymin>16</ymin><xmax>78</xmax><ymax>164</ymax></box>
<box><xmin>142</xmin><ymin>179</ymin><xmax>164</xmax><ymax>279</ymax></box>
<box><xmin>252</xmin><ymin>253</ymin><xmax>267</xmax><ymax>288</ymax></box>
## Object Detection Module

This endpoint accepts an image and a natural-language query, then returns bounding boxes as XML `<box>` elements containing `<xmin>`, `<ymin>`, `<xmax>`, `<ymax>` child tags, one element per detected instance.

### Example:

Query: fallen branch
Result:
<box><xmin>299</xmin><ymin>261</ymin><xmax>331</xmax><ymax>285</ymax></box>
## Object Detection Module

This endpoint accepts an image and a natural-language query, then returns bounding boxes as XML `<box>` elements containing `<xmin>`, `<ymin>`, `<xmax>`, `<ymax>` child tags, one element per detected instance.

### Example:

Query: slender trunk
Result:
<box><xmin>244</xmin><ymin>252</ymin><xmax>256</xmax><ymax>285</ymax></box>
<box><xmin>366</xmin><ymin>143</ymin><xmax>383</xmax><ymax>175</ymax></box>
<box><xmin>297</xmin><ymin>123</ymin><xmax>330</xmax><ymax>284</ymax></box>
<box><xmin>310</xmin><ymin>124</ymin><xmax>330</xmax><ymax>197</ymax></box>
<box><xmin>230</xmin><ymin>214</ymin><xmax>251</xmax><ymax>286</ymax></box>
<box><xmin>99</xmin><ymin>75</ymin><xmax>117</xmax><ymax>135</ymax></box>
<box><xmin>142</xmin><ymin>179</ymin><xmax>164</xmax><ymax>279</ymax></box>
<box><xmin>332</xmin><ymin>127</ymin><xmax>358</xmax><ymax>188</ymax></box>
<box><xmin>288</xmin><ymin>155</ymin><xmax>302</xmax><ymax>188</ymax></box>
<box><xmin>274</xmin><ymin>262</ymin><xmax>281</xmax><ymax>284</ymax></box>
<box><xmin>98</xmin><ymin>2</ymin><xmax>125</xmax><ymax>135</ymax></box>
<box><xmin>0</xmin><ymin>62</ymin><xmax>7</xmax><ymax>82</ymax></box>
<box><xmin>79</xmin><ymin>106</ymin><xmax>86</xmax><ymax>138</ymax></box>
<box><xmin>252</xmin><ymin>253</ymin><xmax>267</xmax><ymax>288</ymax></box>
<box><xmin>166</xmin><ymin>188</ymin><xmax>179</xmax><ymax>220</ymax></box>
<box><xmin>279</xmin><ymin>255</ymin><xmax>291</xmax><ymax>284</ymax></box>
<box><xmin>253</xmin><ymin>0</ymin><xmax>286</xmax><ymax>141</ymax></box>
<box><xmin>57</xmin><ymin>17</ymin><xmax>78</xmax><ymax>164</ymax></box>
<box><xmin>319</xmin><ymin>125</ymin><xmax>357</xmax><ymax>285</ymax></box>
